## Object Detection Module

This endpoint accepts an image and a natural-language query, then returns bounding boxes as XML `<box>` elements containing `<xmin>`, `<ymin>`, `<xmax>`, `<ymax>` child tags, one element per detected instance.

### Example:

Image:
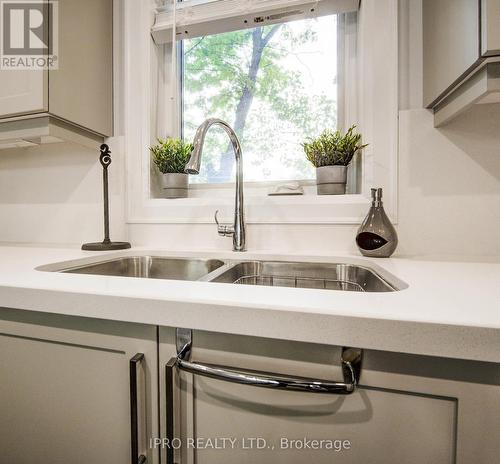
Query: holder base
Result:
<box><xmin>81</xmin><ymin>241</ymin><xmax>131</xmax><ymax>251</ymax></box>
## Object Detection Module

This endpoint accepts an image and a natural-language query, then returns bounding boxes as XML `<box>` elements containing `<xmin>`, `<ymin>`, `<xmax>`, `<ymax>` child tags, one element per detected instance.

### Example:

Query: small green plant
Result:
<box><xmin>150</xmin><ymin>138</ymin><xmax>194</xmax><ymax>174</ymax></box>
<box><xmin>303</xmin><ymin>126</ymin><xmax>368</xmax><ymax>167</ymax></box>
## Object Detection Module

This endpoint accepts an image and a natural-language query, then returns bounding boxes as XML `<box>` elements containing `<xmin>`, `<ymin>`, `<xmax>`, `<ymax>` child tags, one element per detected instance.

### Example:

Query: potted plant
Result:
<box><xmin>151</xmin><ymin>137</ymin><xmax>193</xmax><ymax>198</ymax></box>
<box><xmin>303</xmin><ymin>126</ymin><xmax>368</xmax><ymax>195</ymax></box>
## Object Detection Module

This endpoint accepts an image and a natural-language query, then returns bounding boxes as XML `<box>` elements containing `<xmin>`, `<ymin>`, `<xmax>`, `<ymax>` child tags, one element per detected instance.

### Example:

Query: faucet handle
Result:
<box><xmin>214</xmin><ymin>210</ymin><xmax>235</xmax><ymax>237</ymax></box>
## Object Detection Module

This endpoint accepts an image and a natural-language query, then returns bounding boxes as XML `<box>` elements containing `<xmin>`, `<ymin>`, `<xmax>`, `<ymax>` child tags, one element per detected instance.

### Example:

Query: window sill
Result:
<box><xmin>127</xmin><ymin>193</ymin><xmax>373</xmax><ymax>225</ymax></box>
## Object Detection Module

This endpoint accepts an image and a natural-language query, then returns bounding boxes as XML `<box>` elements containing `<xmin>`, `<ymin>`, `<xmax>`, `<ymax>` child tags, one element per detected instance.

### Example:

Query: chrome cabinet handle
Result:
<box><xmin>171</xmin><ymin>329</ymin><xmax>362</xmax><ymax>395</ymax></box>
<box><xmin>165</xmin><ymin>331</ymin><xmax>362</xmax><ymax>464</ymax></box>
<box><xmin>176</xmin><ymin>351</ymin><xmax>360</xmax><ymax>394</ymax></box>
<box><xmin>164</xmin><ymin>358</ymin><xmax>357</xmax><ymax>464</ymax></box>
<box><xmin>214</xmin><ymin>210</ymin><xmax>235</xmax><ymax>237</ymax></box>
<box><xmin>165</xmin><ymin>358</ymin><xmax>177</xmax><ymax>464</ymax></box>
<box><xmin>130</xmin><ymin>353</ymin><xmax>147</xmax><ymax>464</ymax></box>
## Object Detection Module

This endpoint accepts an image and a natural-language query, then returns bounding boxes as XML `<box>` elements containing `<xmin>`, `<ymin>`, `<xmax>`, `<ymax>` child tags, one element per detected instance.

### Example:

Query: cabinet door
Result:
<box><xmin>159</xmin><ymin>330</ymin><xmax>454</xmax><ymax>464</ymax></box>
<box><xmin>160</xmin><ymin>329</ymin><xmax>500</xmax><ymax>464</ymax></box>
<box><xmin>481</xmin><ymin>0</ymin><xmax>500</xmax><ymax>56</ymax></box>
<box><xmin>0</xmin><ymin>69</ymin><xmax>47</xmax><ymax>118</ymax></box>
<box><xmin>423</xmin><ymin>0</ymin><xmax>480</xmax><ymax>106</ymax></box>
<box><xmin>0</xmin><ymin>308</ymin><xmax>158</xmax><ymax>464</ymax></box>
<box><xmin>49</xmin><ymin>0</ymin><xmax>113</xmax><ymax>136</ymax></box>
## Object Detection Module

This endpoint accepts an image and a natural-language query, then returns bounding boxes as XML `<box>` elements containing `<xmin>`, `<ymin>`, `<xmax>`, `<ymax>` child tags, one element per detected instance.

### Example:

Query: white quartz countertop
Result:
<box><xmin>0</xmin><ymin>244</ymin><xmax>499</xmax><ymax>363</ymax></box>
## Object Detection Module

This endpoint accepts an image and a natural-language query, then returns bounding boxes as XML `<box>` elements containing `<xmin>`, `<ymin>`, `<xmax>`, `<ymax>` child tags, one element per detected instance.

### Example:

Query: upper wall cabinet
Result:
<box><xmin>423</xmin><ymin>0</ymin><xmax>480</xmax><ymax>107</ymax></box>
<box><xmin>481</xmin><ymin>0</ymin><xmax>500</xmax><ymax>56</ymax></box>
<box><xmin>423</xmin><ymin>0</ymin><xmax>500</xmax><ymax>126</ymax></box>
<box><xmin>0</xmin><ymin>0</ymin><xmax>113</xmax><ymax>149</ymax></box>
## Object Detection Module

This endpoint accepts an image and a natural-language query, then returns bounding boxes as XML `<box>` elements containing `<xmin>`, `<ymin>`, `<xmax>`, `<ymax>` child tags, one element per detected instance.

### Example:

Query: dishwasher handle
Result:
<box><xmin>176</xmin><ymin>353</ymin><xmax>360</xmax><ymax>394</ymax></box>
<box><xmin>165</xmin><ymin>357</ymin><xmax>359</xmax><ymax>464</ymax></box>
<box><xmin>165</xmin><ymin>330</ymin><xmax>362</xmax><ymax>463</ymax></box>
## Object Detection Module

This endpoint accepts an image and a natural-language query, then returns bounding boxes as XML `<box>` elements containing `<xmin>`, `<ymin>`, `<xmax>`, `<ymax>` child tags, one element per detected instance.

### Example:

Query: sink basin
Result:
<box><xmin>59</xmin><ymin>256</ymin><xmax>225</xmax><ymax>281</ymax></box>
<box><xmin>209</xmin><ymin>261</ymin><xmax>398</xmax><ymax>292</ymax></box>
<box><xmin>40</xmin><ymin>254</ymin><xmax>404</xmax><ymax>292</ymax></box>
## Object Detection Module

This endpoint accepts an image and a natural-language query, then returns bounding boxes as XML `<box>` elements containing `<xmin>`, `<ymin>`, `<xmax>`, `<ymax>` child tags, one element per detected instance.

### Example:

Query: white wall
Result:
<box><xmin>1</xmin><ymin>0</ymin><xmax>500</xmax><ymax>258</ymax></box>
<box><xmin>0</xmin><ymin>140</ymin><xmax>127</xmax><ymax>246</ymax></box>
<box><xmin>396</xmin><ymin>0</ymin><xmax>500</xmax><ymax>257</ymax></box>
<box><xmin>129</xmin><ymin>0</ymin><xmax>500</xmax><ymax>257</ymax></box>
<box><xmin>128</xmin><ymin>104</ymin><xmax>500</xmax><ymax>257</ymax></box>
<box><xmin>398</xmin><ymin>107</ymin><xmax>500</xmax><ymax>257</ymax></box>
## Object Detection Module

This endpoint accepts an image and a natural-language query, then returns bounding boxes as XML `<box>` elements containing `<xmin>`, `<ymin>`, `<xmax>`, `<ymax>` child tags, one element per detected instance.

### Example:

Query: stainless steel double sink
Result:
<box><xmin>41</xmin><ymin>255</ymin><xmax>405</xmax><ymax>293</ymax></box>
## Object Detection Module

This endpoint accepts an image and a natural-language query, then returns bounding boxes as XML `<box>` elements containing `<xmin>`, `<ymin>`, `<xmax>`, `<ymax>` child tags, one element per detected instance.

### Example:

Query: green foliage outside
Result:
<box><xmin>183</xmin><ymin>17</ymin><xmax>338</xmax><ymax>183</ymax></box>
<box><xmin>151</xmin><ymin>138</ymin><xmax>194</xmax><ymax>174</ymax></box>
<box><xmin>303</xmin><ymin>126</ymin><xmax>368</xmax><ymax>167</ymax></box>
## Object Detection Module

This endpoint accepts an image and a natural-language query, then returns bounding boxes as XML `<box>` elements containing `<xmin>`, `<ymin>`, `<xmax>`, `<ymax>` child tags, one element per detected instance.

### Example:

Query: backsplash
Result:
<box><xmin>0</xmin><ymin>108</ymin><xmax>500</xmax><ymax>258</ymax></box>
<box><xmin>127</xmin><ymin>108</ymin><xmax>500</xmax><ymax>257</ymax></box>
<box><xmin>0</xmin><ymin>140</ymin><xmax>126</xmax><ymax>246</ymax></box>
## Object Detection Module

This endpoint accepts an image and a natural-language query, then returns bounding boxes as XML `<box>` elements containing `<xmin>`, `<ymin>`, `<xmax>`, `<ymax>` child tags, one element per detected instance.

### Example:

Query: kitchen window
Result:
<box><xmin>153</xmin><ymin>0</ymin><xmax>360</xmax><ymax>191</ymax></box>
<box><xmin>182</xmin><ymin>15</ymin><xmax>340</xmax><ymax>184</ymax></box>
<box><xmin>127</xmin><ymin>0</ymin><xmax>398</xmax><ymax>224</ymax></box>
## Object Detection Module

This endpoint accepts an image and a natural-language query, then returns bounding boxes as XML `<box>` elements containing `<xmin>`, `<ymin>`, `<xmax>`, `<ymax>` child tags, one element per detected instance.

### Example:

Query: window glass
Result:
<box><xmin>182</xmin><ymin>15</ymin><xmax>338</xmax><ymax>183</ymax></box>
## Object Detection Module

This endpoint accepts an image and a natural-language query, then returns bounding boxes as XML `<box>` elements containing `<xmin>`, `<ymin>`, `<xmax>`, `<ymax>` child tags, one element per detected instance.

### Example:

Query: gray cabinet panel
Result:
<box><xmin>192</xmin><ymin>379</ymin><xmax>455</xmax><ymax>464</ymax></box>
<box><xmin>159</xmin><ymin>329</ymin><xmax>500</xmax><ymax>464</ymax></box>
<box><xmin>481</xmin><ymin>0</ymin><xmax>500</xmax><ymax>56</ymax></box>
<box><xmin>0</xmin><ymin>309</ymin><xmax>158</xmax><ymax>464</ymax></box>
<box><xmin>49</xmin><ymin>0</ymin><xmax>113</xmax><ymax>136</ymax></box>
<box><xmin>0</xmin><ymin>334</ymin><xmax>131</xmax><ymax>463</ymax></box>
<box><xmin>0</xmin><ymin>70</ymin><xmax>47</xmax><ymax>119</ymax></box>
<box><xmin>0</xmin><ymin>0</ymin><xmax>113</xmax><ymax>138</ymax></box>
<box><xmin>423</xmin><ymin>0</ymin><xmax>480</xmax><ymax>106</ymax></box>
<box><xmin>422</xmin><ymin>0</ymin><xmax>500</xmax><ymax>124</ymax></box>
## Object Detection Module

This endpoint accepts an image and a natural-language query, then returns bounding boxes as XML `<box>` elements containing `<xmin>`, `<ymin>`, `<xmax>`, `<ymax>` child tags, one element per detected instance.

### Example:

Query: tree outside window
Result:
<box><xmin>182</xmin><ymin>15</ymin><xmax>338</xmax><ymax>183</ymax></box>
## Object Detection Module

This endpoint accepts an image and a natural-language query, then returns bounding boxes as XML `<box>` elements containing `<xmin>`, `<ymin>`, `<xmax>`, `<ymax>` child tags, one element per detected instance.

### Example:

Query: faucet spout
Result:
<box><xmin>185</xmin><ymin>118</ymin><xmax>246</xmax><ymax>251</ymax></box>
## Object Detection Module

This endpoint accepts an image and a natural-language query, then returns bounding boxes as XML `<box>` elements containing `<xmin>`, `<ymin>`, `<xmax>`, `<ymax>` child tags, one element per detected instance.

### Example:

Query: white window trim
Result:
<box><xmin>151</xmin><ymin>0</ymin><xmax>360</xmax><ymax>44</ymax></box>
<box><xmin>121</xmin><ymin>0</ymin><xmax>398</xmax><ymax>225</ymax></box>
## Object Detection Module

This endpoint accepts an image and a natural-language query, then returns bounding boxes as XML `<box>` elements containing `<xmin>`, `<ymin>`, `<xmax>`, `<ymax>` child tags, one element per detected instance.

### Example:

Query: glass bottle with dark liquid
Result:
<box><xmin>356</xmin><ymin>188</ymin><xmax>398</xmax><ymax>257</ymax></box>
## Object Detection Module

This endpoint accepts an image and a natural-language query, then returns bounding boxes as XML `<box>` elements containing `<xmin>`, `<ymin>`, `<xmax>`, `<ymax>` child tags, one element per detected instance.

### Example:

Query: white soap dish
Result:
<box><xmin>268</xmin><ymin>182</ymin><xmax>304</xmax><ymax>196</ymax></box>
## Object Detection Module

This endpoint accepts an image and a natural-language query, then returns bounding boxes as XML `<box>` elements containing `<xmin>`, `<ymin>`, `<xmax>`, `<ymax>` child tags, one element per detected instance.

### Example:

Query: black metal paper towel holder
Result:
<box><xmin>82</xmin><ymin>144</ymin><xmax>131</xmax><ymax>251</ymax></box>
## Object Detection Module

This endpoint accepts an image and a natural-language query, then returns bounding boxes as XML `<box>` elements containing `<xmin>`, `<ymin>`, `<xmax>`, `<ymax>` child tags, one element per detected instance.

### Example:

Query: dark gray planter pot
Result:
<box><xmin>161</xmin><ymin>173</ymin><xmax>188</xmax><ymax>198</ymax></box>
<box><xmin>316</xmin><ymin>166</ymin><xmax>347</xmax><ymax>195</ymax></box>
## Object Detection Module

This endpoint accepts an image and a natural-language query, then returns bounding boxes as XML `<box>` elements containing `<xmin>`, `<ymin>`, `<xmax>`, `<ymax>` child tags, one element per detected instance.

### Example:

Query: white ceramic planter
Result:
<box><xmin>161</xmin><ymin>173</ymin><xmax>189</xmax><ymax>198</ymax></box>
<box><xmin>315</xmin><ymin>166</ymin><xmax>347</xmax><ymax>195</ymax></box>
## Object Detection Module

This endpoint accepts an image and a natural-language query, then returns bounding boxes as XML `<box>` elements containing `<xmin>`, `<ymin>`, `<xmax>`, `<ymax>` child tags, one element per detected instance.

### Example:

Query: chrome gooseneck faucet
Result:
<box><xmin>185</xmin><ymin>118</ymin><xmax>246</xmax><ymax>251</ymax></box>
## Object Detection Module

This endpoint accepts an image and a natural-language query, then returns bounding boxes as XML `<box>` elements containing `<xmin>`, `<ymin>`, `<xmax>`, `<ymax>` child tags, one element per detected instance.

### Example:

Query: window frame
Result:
<box><xmin>122</xmin><ymin>0</ymin><xmax>399</xmax><ymax>226</ymax></box>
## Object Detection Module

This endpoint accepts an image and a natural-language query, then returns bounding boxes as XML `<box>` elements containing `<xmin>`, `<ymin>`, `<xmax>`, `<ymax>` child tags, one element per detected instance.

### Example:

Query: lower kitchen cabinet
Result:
<box><xmin>0</xmin><ymin>308</ymin><xmax>159</xmax><ymax>464</ymax></box>
<box><xmin>2</xmin><ymin>309</ymin><xmax>499</xmax><ymax>464</ymax></box>
<box><xmin>159</xmin><ymin>328</ymin><xmax>500</xmax><ymax>464</ymax></box>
